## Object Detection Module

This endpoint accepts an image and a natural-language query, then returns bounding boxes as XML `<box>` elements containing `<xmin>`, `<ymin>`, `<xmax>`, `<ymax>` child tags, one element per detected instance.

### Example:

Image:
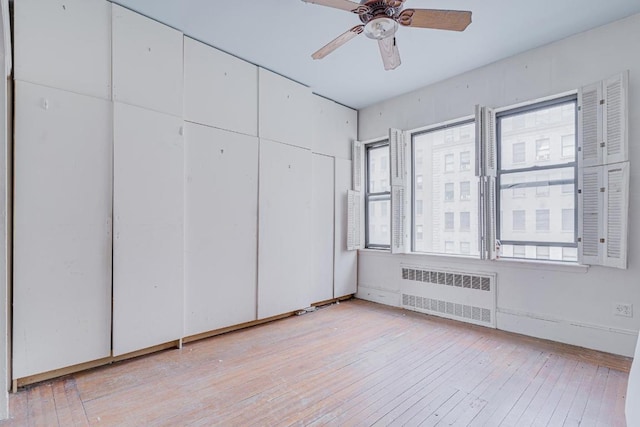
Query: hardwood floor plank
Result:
<box><xmin>1</xmin><ymin>300</ymin><xmax>629</xmax><ymax>427</ymax></box>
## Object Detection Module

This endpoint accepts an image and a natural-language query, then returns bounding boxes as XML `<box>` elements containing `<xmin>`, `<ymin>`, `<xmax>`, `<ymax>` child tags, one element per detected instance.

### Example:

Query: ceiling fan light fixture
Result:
<box><xmin>364</xmin><ymin>17</ymin><xmax>398</xmax><ymax>40</ymax></box>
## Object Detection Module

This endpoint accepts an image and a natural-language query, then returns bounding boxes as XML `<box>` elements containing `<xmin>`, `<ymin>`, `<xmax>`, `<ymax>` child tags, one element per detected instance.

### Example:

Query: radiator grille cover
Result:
<box><xmin>400</xmin><ymin>265</ymin><xmax>496</xmax><ymax>328</ymax></box>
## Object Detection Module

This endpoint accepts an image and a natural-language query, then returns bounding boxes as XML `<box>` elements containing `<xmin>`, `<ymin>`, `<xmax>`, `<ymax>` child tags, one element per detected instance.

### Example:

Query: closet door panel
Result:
<box><xmin>311</xmin><ymin>154</ymin><xmax>335</xmax><ymax>303</ymax></box>
<box><xmin>14</xmin><ymin>0</ymin><xmax>112</xmax><ymax>100</ymax></box>
<box><xmin>184</xmin><ymin>37</ymin><xmax>258</xmax><ymax>136</ymax></box>
<box><xmin>113</xmin><ymin>102</ymin><xmax>184</xmax><ymax>356</ymax></box>
<box><xmin>258</xmin><ymin>140</ymin><xmax>312</xmax><ymax>319</ymax></box>
<box><xmin>13</xmin><ymin>81</ymin><xmax>112</xmax><ymax>378</ymax></box>
<box><xmin>112</xmin><ymin>4</ymin><xmax>183</xmax><ymax>116</ymax></box>
<box><xmin>184</xmin><ymin>122</ymin><xmax>258</xmax><ymax>336</ymax></box>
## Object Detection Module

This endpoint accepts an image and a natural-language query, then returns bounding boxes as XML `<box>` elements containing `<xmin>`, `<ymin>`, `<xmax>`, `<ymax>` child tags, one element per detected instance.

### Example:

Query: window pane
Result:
<box><xmin>460</xmin><ymin>242</ymin><xmax>471</xmax><ymax>254</ymax></box>
<box><xmin>499</xmin><ymin>167</ymin><xmax>575</xmax><ymax>243</ymax></box>
<box><xmin>536</xmin><ymin>209</ymin><xmax>550</xmax><ymax>232</ymax></box>
<box><xmin>536</xmin><ymin>246</ymin><xmax>550</xmax><ymax>260</ymax></box>
<box><xmin>367</xmin><ymin>199</ymin><xmax>390</xmax><ymax>246</ymax></box>
<box><xmin>413</xmin><ymin>121</ymin><xmax>478</xmax><ymax>256</ymax></box>
<box><xmin>499</xmin><ymin>101</ymin><xmax>576</xmax><ymax>171</ymax></box>
<box><xmin>562</xmin><ymin>208</ymin><xmax>574</xmax><ymax>232</ymax></box>
<box><xmin>368</xmin><ymin>145</ymin><xmax>390</xmax><ymax>193</ymax></box>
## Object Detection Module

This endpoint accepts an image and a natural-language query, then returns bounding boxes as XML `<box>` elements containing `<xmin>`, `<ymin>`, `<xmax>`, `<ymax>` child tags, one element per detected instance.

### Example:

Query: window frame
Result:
<box><xmin>365</xmin><ymin>140</ymin><xmax>391</xmax><ymax>250</ymax></box>
<box><xmin>496</xmin><ymin>94</ymin><xmax>579</xmax><ymax>252</ymax></box>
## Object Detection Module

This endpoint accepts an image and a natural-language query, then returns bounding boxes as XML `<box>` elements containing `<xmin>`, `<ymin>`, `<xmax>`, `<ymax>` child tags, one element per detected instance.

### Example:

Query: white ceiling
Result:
<box><xmin>111</xmin><ymin>0</ymin><xmax>640</xmax><ymax>109</ymax></box>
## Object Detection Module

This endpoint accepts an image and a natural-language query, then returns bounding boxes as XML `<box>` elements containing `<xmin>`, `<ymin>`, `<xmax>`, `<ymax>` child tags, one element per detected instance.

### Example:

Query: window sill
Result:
<box><xmin>495</xmin><ymin>257</ymin><xmax>589</xmax><ymax>273</ymax></box>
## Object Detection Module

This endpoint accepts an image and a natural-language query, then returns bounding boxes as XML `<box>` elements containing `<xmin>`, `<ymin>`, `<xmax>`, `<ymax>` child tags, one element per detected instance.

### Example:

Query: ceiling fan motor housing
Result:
<box><xmin>360</xmin><ymin>0</ymin><xmax>402</xmax><ymax>39</ymax></box>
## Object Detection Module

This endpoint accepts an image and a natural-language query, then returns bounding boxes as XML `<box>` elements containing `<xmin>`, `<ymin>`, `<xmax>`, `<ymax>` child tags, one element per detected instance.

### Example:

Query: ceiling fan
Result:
<box><xmin>302</xmin><ymin>0</ymin><xmax>472</xmax><ymax>70</ymax></box>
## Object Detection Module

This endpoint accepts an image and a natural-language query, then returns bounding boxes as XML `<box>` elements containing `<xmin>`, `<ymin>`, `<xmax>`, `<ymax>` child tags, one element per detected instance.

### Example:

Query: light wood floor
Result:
<box><xmin>1</xmin><ymin>299</ymin><xmax>631</xmax><ymax>426</ymax></box>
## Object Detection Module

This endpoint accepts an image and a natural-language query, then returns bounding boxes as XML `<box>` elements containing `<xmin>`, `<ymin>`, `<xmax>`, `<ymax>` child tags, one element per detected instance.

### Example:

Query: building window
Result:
<box><xmin>444</xmin><ymin>154</ymin><xmax>454</xmax><ymax>173</ymax></box>
<box><xmin>445</xmin><ymin>241</ymin><xmax>454</xmax><ymax>253</ymax></box>
<box><xmin>412</xmin><ymin>120</ymin><xmax>477</xmax><ymax>255</ymax></box>
<box><xmin>536</xmin><ymin>175</ymin><xmax>549</xmax><ymax>197</ymax></box>
<box><xmin>460</xmin><ymin>181</ymin><xmax>471</xmax><ymax>200</ymax></box>
<box><xmin>365</xmin><ymin>142</ymin><xmax>391</xmax><ymax>249</ymax></box>
<box><xmin>460</xmin><ymin>242</ymin><xmax>471</xmax><ymax>254</ymax></box>
<box><xmin>512</xmin><ymin>142</ymin><xmax>526</xmax><ymax>164</ymax></box>
<box><xmin>444</xmin><ymin>212</ymin><xmax>454</xmax><ymax>231</ymax></box>
<box><xmin>562</xmin><ymin>208</ymin><xmax>574</xmax><ymax>232</ymax></box>
<box><xmin>561</xmin><ymin>134</ymin><xmax>575</xmax><ymax>158</ymax></box>
<box><xmin>536</xmin><ymin>246</ymin><xmax>550</xmax><ymax>260</ymax></box>
<box><xmin>444</xmin><ymin>183</ymin><xmax>454</xmax><ymax>201</ymax></box>
<box><xmin>536</xmin><ymin>209</ymin><xmax>550</xmax><ymax>232</ymax></box>
<box><xmin>513</xmin><ymin>245</ymin><xmax>526</xmax><ymax>258</ymax></box>
<box><xmin>460</xmin><ymin>151</ymin><xmax>471</xmax><ymax>170</ymax></box>
<box><xmin>497</xmin><ymin>96</ymin><xmax>577</xmax><ymax>261</ymax></box>
<box><xmin>460</xmin><ymin>212</ymin><xmax>470</xmax><ymax>231</ymax></box>
<box><xmin>535</xmin><ymin>138</ymin><xmax>550</xmax><ymax>161</ymax></box>
<box><xmin>562</xmin><ymin>247</ymin><xmax>578</xmax><ymax>262</ymax></box>
<box><xmin>512</xmin><ymin>210</ymin><xmax>525</xmax><ymax>231</ymax></box>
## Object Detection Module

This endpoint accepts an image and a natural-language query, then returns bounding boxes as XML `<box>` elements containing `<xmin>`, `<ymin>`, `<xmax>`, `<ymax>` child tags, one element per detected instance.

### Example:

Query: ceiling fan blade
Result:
<box><xmin>301</xmin><ymin>0</ymin><xmax>370</xmax><ymax>14</ymax></box>
<box><xmin>378</xmin><ymin>37</ymin><xmax>401</xmax><ymax>71</ymax></box>
<box><xmin>398</xmin><ymin>9</ymin><xmax>472</xmax><ymax>31</ymax></box>
<box><xmin>312</xmin><ymin>25</ymin><xmax>364</xmax><ymax>60</ymax></box>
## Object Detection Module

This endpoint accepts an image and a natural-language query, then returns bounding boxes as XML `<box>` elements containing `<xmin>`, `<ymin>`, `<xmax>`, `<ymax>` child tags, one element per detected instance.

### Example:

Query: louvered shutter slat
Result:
<box><xmin>578</xmin><ymin>83</ymin><xmax>602</xmax><ymax>167</ymax></box>
<box><xmin>391</xmin><ymin>186</ymin><xmax>405</xmax><ymax>253</ymax></box>
<box><xmin>603</xmin><ymin>72</ymin><xmax>628</xmax><ymax>164</ymax></box>
<box><xmin>484</xmin><ymin>108</ymin><xmax>496</xmax><ymax>177</ymax></box>
<box><xmin>604</xmin><ymin>162</ymin><xmax>629</xmax><ymax>269</ymax></box>
<box><xmin>578</xmin><ymin>166</ymin><xmax>602</xmax><ymax>264</ymax></box>
<box><xmin>347</xmin><ymin>190</ymin><xmax>361</xmax><ymax>250</ymax></box>
<box><xmin>352</xmin><ymin>140</ymin><xmax>363</xmax><ymax>191</ymax></box>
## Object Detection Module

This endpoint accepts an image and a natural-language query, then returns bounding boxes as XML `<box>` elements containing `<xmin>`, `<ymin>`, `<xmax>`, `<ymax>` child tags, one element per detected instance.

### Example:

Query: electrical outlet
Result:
<box><xmin>613</xmin><ymin>303</ymin><xmax>633</xmax><ymax>317</ymax></box>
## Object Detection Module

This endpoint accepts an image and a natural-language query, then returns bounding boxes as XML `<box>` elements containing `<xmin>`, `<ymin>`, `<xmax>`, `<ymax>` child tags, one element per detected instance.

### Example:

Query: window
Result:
<box><xmin>562</xmin><ymin>208</ymin><xmax>574</xmax><ymax>232</ymax></box>
<box><xmin>460</xmin><ymin>212</ymin><xmax>470</xmax><ymax>231</ymax></box>
<box><xmin>513</xmin><ymin>245</ymin><xmax>526</xmax><ymax>258</ymax></box>
<box><xmin>445</xmin><ymin>241</ymin><xmax>454</xmax><ymax>253</ymax></box>
<box><xmin>460</xmin><ymin>181</ymin><xmax>471</xmax><ymax>200</ymax></box>
<box><xmin>444</xmin><ymin>212</ymin><xmax>454</xmax><ymax>231</ymax></box>
<box><xmin>365</xmin><ymin>142</ymin><xmax>391</xmax><ymax>249</ymax></box>
<box><xmin>536</xmin><ymin>175</ymin><xmax>549</xmax><ymax>197</ymax></box>
<box><xmin>444</xmin><ymin>154</ymin><xmax>454</xmax><ymax>172</ymax></box>
<box><xmin>512</xmin><ymin>210</ymin><xmax>525</xmax><ymax>231</ymax></box>
<box><xmin>535</xmin><ymin>138</ymin><xmax>550</xmax><ymax>161</ymax></box>
<box><xmin>512</xmin><ymin>142</ymin><xmax>526</xmax><ymax>164</ymax></box>
<box><xmin>536</xmin><ymin>246</ymin><xmax>550</xmax><ymax>260</ymax></box>
<box><xmin>497</xmin><ymin>96</ymin><xmax>577</xmax><ymax>261</ymax></box>
<box><xmin>412</xmin><ymin>120</ymin><xmax>478</xmax><ymax>256</ymax></box>
<box><xmin>444</xmin><ymin>183</ymin><xmax>454</xmax><ymax>201</ymax></box>
<box><xmin>536</xmin><ymin>209</ymin><xmax>550</xmax><ymax>232</ymax></box>
<box><xmin>561</xmin><ymin>134</ymin><xmax>575</xmax><ymax>158</ymax></box>
<box><xmin>460</xmin><ymin>151</ymin><xmax>471</xmax><ymax>170</ymax></box>
<box><xmin>562</xmin><ymin>247</ymin><xmax>578</xmax><ymax>262</ymax></box>
<box><xmin>460</xmin><ymin>242</ymin><xmax>471</xmax><ymax>254</ymax></box>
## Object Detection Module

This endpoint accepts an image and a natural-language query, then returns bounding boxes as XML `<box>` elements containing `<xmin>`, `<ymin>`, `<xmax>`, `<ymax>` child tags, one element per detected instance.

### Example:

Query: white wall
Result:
<box><xmin>628</xmin><ymin>333</ymin><xmax>640</xmax><ymax>424</ymax></box>
<box><xmin>358</xmin><ymin>13</ymin><xmax>640</xmax><ymax>357</ymax></box>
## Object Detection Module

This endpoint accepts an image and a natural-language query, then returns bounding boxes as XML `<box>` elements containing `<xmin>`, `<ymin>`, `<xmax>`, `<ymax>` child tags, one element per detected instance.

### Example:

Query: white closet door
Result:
<box><xmin>311</xmin><ymin>154</ymin><xmax>335</xmax><ymax>304</ymax></box>
<box><xmin>13</xmin><ymin>81</ymin><xmax>112</xmax><ymax>378</ymax></box>
<box><xmin>14</xmin><ymin>0</ymin><xmax>112</xmax><ymax>100</ymax></box>
<box><xmin>113</xmin><ymin>103</ymin><xmax>184</xmax><ymax>356</ymax></box>
<box><xmin>311</xmin><ymin>95</ymin><xmax>357</xmax><ymax>160</ymax></box>
<box><xmin>334</xmin><ymin>158</ymin><xmax>357</xmax><ymax>297</ymax></box>
<box><xmin>184</xmin><ymin>37</ymin><xmax>258</xmax><ymax>136</ymax></box>
<box><xmin>112</xmin><ymin>4</ymin><xmax>183</xmax><ymax>117</ymax></box>
<box><xmin>258</xmin><ymin>68</ymin><xmax>312</xmax><ymax>149</ymax></box>
<box><xmin>184</xmin><ymin>123</ymin><xmax>258</xmax><ymax>336</ymax></box>
<box><xmin>258</xmin><ymin>140</ymin><xmax>312</xmax><ymax>319</ymax></box>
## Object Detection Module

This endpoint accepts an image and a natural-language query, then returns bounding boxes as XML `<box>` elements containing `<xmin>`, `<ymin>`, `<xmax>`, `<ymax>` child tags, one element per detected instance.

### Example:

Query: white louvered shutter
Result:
<box><xmin>352</xmin><ymin>140</ymin><xmax>364</xmax><ymax>191</ymax></box>
<box><xmin>347</xmin><ymin>190</ymin><xmax>361</xmax><ymax>250</ymax></box>
<box><xmin>578</xmin><ymin>82</ymin><xmax>602</xmax><ymax>168</ymax></box>
<box><xmin>478</xmin><ymin>179</ymin><xmax>487</xmax><ymax>259</ymax></box>
<box><xmin>578</xmin><ymin>166</ymin><xmax>603</xmax><ymax>265</ymax></box>
<box><xmin>483</xmin><ymin>108</ymin><xmax>497</xmax><ymax>177</ymax></box>
<box><xmin>603</xmin><ymin>162</ymin><xmax>629</xmax><ymax>269</ymax></box>
<box><xmin>389</xmin><ymin>128</ymin><xmax>406</xmax><ymax>186</ymax></box>
<box><xmin>475</xmin><ymin>105</ymin><xmax>484</xmax><ymax>177</ymax></box>
<box><xmin>603</xmin><ymin>72</ymin><xmax>628</xmax><ymax>165</ymax></box>
<box><xmin>486</xmin><ymin>177</ymin><xmax>498</xmax><ymax>259</ymax></box>
<box><xmin>389</xmin><ymin>128</ymin><xmax>409</xmax><ymax>253</ymax></box>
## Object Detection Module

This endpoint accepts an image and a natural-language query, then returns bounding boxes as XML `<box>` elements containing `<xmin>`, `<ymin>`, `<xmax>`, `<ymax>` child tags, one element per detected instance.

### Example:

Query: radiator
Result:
<box><xmin>400</xmin><ymin>265</ymin><xmax>497</xmax><ymax>328</ymax></box>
